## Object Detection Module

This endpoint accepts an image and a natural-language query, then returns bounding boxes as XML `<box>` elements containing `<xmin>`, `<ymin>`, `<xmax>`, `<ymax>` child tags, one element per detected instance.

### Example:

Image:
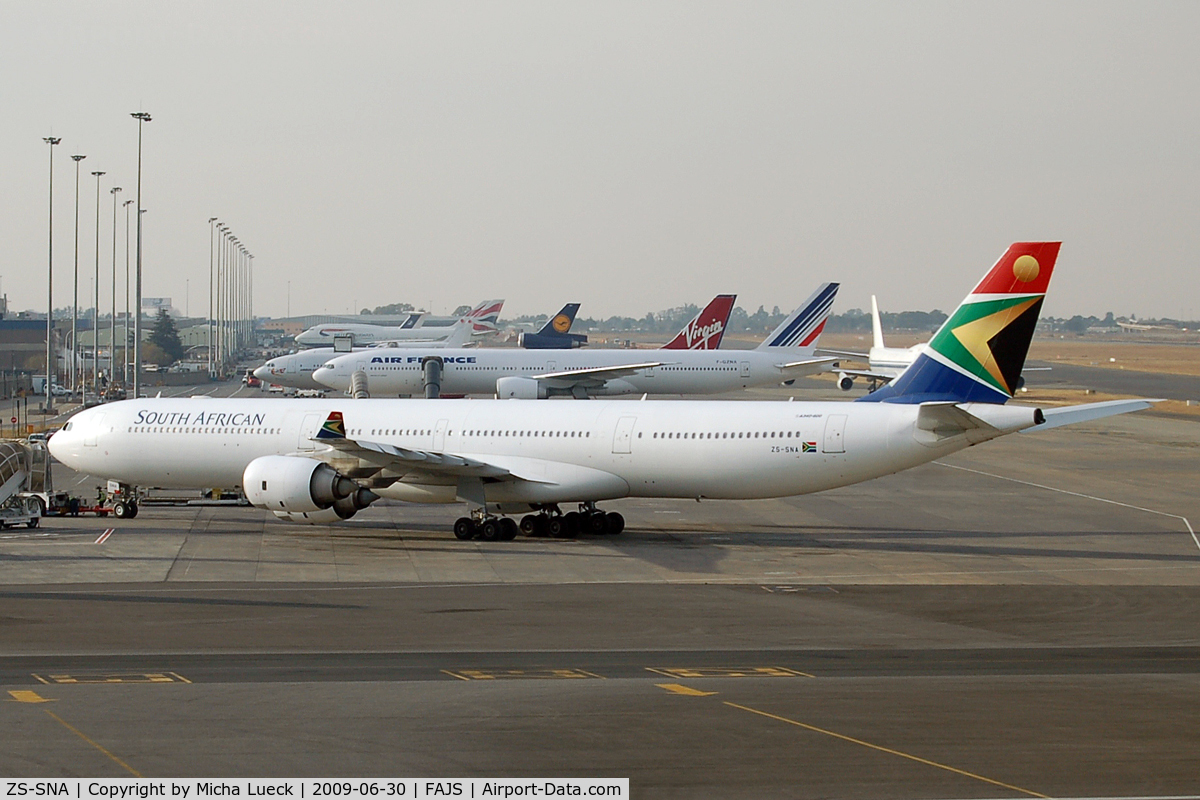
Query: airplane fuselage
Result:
<box><xmin>50</xmin><ymin>397</ymin><xmax>1036</xmax><ymax>508</ymax></box>
<box><xmin>313</xmin><ymin>347</ymin><xmax>828</xmax><ymax>397</ymax></box>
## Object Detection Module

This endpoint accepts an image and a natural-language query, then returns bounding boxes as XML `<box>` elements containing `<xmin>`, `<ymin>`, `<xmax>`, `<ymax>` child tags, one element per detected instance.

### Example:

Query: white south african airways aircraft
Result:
<box><xmin>49</xmin><ymin>242</ymin><xmax>1154</xmax><ymax>540</ymax></box>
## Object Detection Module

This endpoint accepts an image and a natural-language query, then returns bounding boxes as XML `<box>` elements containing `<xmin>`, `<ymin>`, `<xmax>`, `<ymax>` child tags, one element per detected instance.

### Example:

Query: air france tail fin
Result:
<box><xmin>860</xmin><ymin>242</ymin><xmax>1060</xmax><ymax>405</ymax></box>
<box><xmin>661</xmin><ymin>294</ymin><xmax>736</xmax><ymax>350</ymax></box>
<box><xmin>756</xmin><ymin>282</ymin><xmax>840</xmax><ymax>350</ymax></box>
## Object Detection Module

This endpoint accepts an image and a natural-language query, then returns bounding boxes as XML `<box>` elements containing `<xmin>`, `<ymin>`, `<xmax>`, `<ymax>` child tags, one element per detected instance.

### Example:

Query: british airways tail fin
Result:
<box><xmin>464</xmin><ymin>299</ymin><xmax>504</xmax><ymax>335</ymax></box>
<box><xmin>860</xmin><ymin>242</ymin><xmax>1060</xmax><ymax>405</ymax></box>
<box><xmin>756</xmin><ymin>282</ymin><xmax>839</xmax><ymax>351</ymax></box>
<box><xmin>661</xmin><ymin>294</ymin><xmax>736</xmax><ymax>350</ymax></box>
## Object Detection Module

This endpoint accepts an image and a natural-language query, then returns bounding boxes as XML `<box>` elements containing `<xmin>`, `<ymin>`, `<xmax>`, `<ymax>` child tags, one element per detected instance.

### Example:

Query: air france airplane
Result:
<box><xmin>311</xmin><ymin>285</ymin><xmax>838</xmax><ymax>399</ymax></box>
<box><xmin>49</xmin><ymin>243</ymin><xmax>1154</xmax><ymax>540</ymax></box>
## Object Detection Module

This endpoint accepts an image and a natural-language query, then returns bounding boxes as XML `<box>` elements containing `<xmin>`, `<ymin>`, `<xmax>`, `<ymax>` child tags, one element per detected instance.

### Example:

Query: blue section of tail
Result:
<box><xmin>760</xmin><ymin>283</ymin><xmax>839</xmax><ymax>349</ymax></box>
<box><xmin>536</xmin><ymin>304</ymin><xmax>580</xmax><ymax>336</ymax></box>
<box><xmin>857</xmin><ymin>354</ymin><xmax>1010</xmax><ymax>404</ymax></box>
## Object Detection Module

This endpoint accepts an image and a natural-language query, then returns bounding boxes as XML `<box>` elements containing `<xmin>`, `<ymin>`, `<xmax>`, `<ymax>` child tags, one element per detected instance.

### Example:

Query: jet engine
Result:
<box><xmin>243</xmin><ymin>455</ymin><xmax>379</xmax><ymax>521</ymax></box>
<box><xmin>496</xmin><ymin>376</ymin><xmax>549</xmax><ymax>400</ymax></box>
<box><xmin>837</xmin><ymin>372</ymin><xmax>855</xmax><ymax>392</ymax></box>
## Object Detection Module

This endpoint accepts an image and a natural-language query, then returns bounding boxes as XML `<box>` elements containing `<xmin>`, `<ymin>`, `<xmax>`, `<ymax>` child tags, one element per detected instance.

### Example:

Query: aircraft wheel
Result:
<box><xmin>453</xmin><ymin>517</ymin><xmax>476</xmax><ymax>540</ymax></box>
<box><xmin>587</xmin><ymin>513</ymin><xmax>607</xmax><ymax>535</ymax></box>
<box><xmin>113</xmin><ymin>501</ymin><xmax>130</xmax><ymax>519</ymax></box>
<box><xmin>561</xmin><ymin>512</ymin><xmax>581</xmax><ymax>538</ymax></box>
<box><xmin>519</xmin><ymin>515</ymin><xmax>540</xmax><ymax>536</ymax></box>
<box><xmin>547</xmin><ymin>516</ymin><xmax>568</xmax><ymax>538</ymax></box>
<box><xmin>480</xmin><ymin>518</ymin><xmax>502</xmax><ymax>542</ymax></box>
<box><xmin>605</xmin><ymin>512</ymin><xmax>625</xmax><ymax>535</ymax></box>
<box><xmin>500</xmin><ymin>518</ymin><xmax>519</xmax><ymax>541</ymax></box>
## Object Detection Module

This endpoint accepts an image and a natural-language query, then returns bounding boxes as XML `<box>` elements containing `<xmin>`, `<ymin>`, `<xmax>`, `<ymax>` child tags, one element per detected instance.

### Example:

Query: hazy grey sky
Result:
<box><xmin>4</xmin><ymin>1</ymin><xmax>1198</xmax><ymax>321</ymax></box>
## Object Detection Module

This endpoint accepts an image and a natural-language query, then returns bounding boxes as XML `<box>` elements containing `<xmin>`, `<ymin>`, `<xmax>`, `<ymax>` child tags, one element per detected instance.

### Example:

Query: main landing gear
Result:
<box><xmin>453</xmin><ymin>514</ymin><xmax>518</xmax><ymax>542</ymax></box>
<box><xmin>452</xmin><ymin>503</ymin><xmax>625</xmax><ymax>542</ymax></box>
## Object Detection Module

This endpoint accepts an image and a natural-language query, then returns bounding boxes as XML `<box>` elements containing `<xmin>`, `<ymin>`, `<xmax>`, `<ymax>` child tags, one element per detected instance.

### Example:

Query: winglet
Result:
<box><xmin>315</xmin><ymin>411</ymin><xmax>347</xmax><ymax>440</ymax></box>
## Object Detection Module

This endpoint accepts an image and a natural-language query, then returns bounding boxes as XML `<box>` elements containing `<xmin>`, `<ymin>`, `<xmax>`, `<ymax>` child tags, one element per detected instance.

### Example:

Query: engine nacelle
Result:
<box><xmin>496</xmin><ymin>376</ymin><xmax>548</xmax><ymax>399</ymax></box>
<box><xmin>519</xmin><ymin>331</ymin><xmax>587</xmax><ymax>349</ymax></box>
<box><xmin>271</xmin><ymin>508</ymin><xmax>345</xmax><ymax>525</ymax></box>
<box><xmin>837</xmin><ymin>372</ymin><xmax>855</xmax><ymax>391</ymax></box>
<box><xmin>244</xmin><ymin>455</ymin><xmax>365</xmax><ymax>515</ymax></box>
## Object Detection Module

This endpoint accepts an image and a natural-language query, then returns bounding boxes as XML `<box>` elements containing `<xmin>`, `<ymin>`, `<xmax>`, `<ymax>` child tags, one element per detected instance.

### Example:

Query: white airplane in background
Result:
<box><xmin>294</xmin><ymin>300</ymin><xmax>504</xmax><ymax>347</ymax></box>
<box><xmin>49</xmin><ymin>242</ymin><xmax>1155</xmax><ymax>539</ymax></box>
<box><xmin>312</xmin><ymin>284</ymin><xmax>839</xmax><ymax>399</ymax></box>
<box><xmin>256</xmin><ymin>321</ymin><xmax>477</xmax><ymax>392</ymax></box>
<box><xmin>824</xmin><ymin>294</ymin><xmax>1048</xmax><ymax>392</ymax></box>
<box><xmin>821</xmin><ymin>295</ymin><xmax>928</xmax><ymax>391</ymax></box>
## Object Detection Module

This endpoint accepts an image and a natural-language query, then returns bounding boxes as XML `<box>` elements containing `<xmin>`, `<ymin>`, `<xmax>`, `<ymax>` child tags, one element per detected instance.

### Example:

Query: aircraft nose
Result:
<box><xmin>312</xmin><ymin>367</ymin><xmax>335</xmax><ymax>387</ymax></box>
<box><xmin>253</xmin><ymin>365</ymin><xmax>271</xmax><ymax>381</ymax></box>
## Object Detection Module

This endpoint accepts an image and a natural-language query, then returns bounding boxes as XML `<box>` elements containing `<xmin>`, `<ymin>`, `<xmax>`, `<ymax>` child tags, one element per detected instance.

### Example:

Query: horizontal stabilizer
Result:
<box><xmin>1021</xmin><ymin>399</ymin><xmax>1160</xmax><ymax>433</ymax></box>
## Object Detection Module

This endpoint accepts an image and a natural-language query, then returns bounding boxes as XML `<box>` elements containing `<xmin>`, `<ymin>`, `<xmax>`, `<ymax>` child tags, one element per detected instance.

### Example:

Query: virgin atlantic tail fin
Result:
<box><xmin>660</xmin><ymin>294</ymin><xmax>736</xmax><ymax>350</ymax></box>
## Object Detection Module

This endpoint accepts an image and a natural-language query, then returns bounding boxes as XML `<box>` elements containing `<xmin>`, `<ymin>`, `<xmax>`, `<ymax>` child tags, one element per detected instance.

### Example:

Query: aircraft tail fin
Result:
<box><xmin>465</xmin><ymin>299</ymin><xmax>505</xmax><ymax>334</ymax></box>
<box><xmin>661</xmin><ymin>294</ymin><xmax>736</xmax><ymax>350</ymax></box>
<box><xmin>871</xmin><ymin>295</ymin><xmax>885</xmax><ymax>350</ymax></box>
<box><xmin>536</xmin><ymin>303</ymin><xmax>581</xmax><ymax>336</ymax></box>
<box><xmin>756</xmin><ymin>282</ymin><xmax>839</xmax><ymax>350</ymax></box>
<box><xmin>860</xmin><ymin>242</ymin><xmax>1060</xmax><ymax>405</ymax></box>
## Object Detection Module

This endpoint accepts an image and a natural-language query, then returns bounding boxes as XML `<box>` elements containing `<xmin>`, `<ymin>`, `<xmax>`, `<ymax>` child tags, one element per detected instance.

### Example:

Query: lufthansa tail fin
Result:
<box><xmin>860</xmin><ymin>242</ymin><xmax>1060</xmax><ymax>405</ymax></box>
<box><xmin>756</xmin><ymin>282</ymin><xmax>839</xmax><ymax>350</ymax></box>
<box><xmin>660</xmin><ymin>295</ymin><xmax>736</xmax><ymax>350</ymax></box>
<box><xmin>535</xmin><ymin>303</ymin><xmax>581</xmax><ymax>337</ymax></box>
<box><xmin>521</xmin><ymin>303</ymin><xmax>588</xmax><ymax>349</ymax></box>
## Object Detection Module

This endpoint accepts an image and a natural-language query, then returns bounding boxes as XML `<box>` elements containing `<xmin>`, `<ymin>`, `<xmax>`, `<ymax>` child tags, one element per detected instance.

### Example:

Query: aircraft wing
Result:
<box><xmin>774</xmin><ymin>356</ymin><xmax>840</xmax><ymax>373</ymax></box>
<box><xmin>816</xmin><ymin>347</ymin><xmax>869</xmax><ymax>360</ymax></box>
<box><xmin>836</xmin><ymin>367</ymin><xmax>898</xmax><ymax>382</ymax></box>
<box><xmin>312</xmin><ymin>412</ymin><xmax>551</xmax><ymax>483</ymax></box>
<box><xmin>531</xmin><ymin>361</ymin><xmax>667</xmax><ymax>385</ymax></box>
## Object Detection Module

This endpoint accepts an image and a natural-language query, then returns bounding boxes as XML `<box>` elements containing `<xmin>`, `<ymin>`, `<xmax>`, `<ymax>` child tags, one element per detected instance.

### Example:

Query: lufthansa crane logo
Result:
<box><xmin>551</xmin><ymin>314</ymin><xmax>572</xmax><ymax>333</ymax></box>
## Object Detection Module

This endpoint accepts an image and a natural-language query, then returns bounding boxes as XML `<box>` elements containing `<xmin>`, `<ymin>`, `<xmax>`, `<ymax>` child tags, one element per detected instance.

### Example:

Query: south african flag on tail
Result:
<box><xmin>316</xmin><ymin>411</ymin><xmax>347</xmax><ymax>439</ymax></box>
<box><xmin>860</xmin><ymin>242</ymin><xmax>1060</xmax><ymax>405</ymax></box>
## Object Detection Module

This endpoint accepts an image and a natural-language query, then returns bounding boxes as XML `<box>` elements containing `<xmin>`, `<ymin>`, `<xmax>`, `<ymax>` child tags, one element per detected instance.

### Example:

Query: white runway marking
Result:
<box><xmin>936</xmin><ymin>462</ymin><xmax>1200</xmax><ymax>554</ymax></box>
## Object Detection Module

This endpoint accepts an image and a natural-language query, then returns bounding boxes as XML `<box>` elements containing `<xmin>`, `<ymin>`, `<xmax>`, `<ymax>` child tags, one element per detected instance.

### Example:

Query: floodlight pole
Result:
<box><xmin>70</xmin><ymin>154</ymin><xmax>85</xmax><ymax>395</ymax></box>
<box><xmin>109</xmin><ymin>186</ymin><xmax>121</xmax><ymax>395</ymax></box>
<box><xmin>43</xmin><ymin>136</ymin><xmax>62</xmax><ymax>413</ymax></box>
<box><xmin>131</xmin><ymin>111</ymin><xmax>151</xmax><ymax>398</ymax></box>
<box><xmin>90</xmin><ymin>170</ymin><xmax>105</xmax><ymax>395</ymax></box>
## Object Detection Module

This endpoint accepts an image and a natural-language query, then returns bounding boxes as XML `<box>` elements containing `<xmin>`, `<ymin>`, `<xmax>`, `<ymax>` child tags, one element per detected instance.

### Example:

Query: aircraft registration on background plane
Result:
<box><xmin>49</xmin><ymin>241</ymin><xmax>1156</xmax><ymax>539</ymax></box>
<box><xmin>294</xmin><ymin>300</ymin><xmax>504</xmax><ymax>347</ymax></box>
<box><xmin>310</xmin><ymin>287</ymin><xmax>833</xmax><ymax>398</ymax></box>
